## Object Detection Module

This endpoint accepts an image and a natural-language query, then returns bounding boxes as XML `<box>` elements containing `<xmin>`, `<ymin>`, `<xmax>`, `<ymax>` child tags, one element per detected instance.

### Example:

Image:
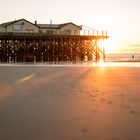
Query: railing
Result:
<box><xmin>0</xmin><ymin>26</ymin><xmax>108</xmax><ymax>36</ymax></box>
<box><xmin>80</xmin><ymin>25</ymin><xmax>108</xmax><ymax>36</ymax></box>
<box><xmin>0</xmin><ymin>29</ymin><xmax>108</xmax><ymax>38</ymax></box>
<box><xmin>0</xmin><ymin>30</ymin><xmax>108</xmax><ymax>37</ymax></box>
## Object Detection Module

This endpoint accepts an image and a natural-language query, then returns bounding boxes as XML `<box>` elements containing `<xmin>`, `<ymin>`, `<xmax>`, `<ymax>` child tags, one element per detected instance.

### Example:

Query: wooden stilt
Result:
<box><xmin>0</xmin><ymin>34</ymin><xmax>108</xmax><ymax>63</ymax></box>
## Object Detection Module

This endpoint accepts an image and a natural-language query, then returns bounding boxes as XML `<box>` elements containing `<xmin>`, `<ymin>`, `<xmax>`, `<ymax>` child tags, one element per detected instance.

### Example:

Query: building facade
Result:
<box><xmin>37</xmin><ymin>22</ymin><xmax>81</xmax><ymax>35</ymax></box>
<box><xmin>0</xmin><ymin>19</ymin><xmax>81</xmax><ymax>35</ymax></box>
<box><xmin>0</xmin><ymin>19</ymin><xmax>38</xmax><ymax>33</ymax></box>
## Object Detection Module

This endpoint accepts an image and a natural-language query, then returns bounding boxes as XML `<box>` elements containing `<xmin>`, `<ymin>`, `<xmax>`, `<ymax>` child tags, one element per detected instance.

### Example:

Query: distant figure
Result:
<box><xmin>132</xmin><ymin>54</ymin><xmax>134</xmax><ymax>60</ymax></box>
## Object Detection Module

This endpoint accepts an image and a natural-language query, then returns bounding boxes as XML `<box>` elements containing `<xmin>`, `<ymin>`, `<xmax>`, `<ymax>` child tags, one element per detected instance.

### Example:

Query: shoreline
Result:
<box><xmin>0</xmin><ymin>60</ymin><xmax>140</xmax><ymax>67</ymax></box>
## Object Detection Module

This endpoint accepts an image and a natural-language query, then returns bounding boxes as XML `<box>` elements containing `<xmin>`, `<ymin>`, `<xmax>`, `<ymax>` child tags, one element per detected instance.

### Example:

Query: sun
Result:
<box><xmin>99</xmin><ymin>39</ymin><xmax>123</xmax><ymax>54</ymax></box>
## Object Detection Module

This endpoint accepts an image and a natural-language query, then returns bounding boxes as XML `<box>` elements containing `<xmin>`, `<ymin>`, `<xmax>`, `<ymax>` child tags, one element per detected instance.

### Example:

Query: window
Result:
<box><xmin>39</xmin><ymin>30</ymin><xmax>43</xmax><ymax>33</ymax></box>
<box><xmin>65</xmin><ymin>30</ymin><xmax>71</xmax><ymax>35</ymax></box>
<box><xmin>74</xmin><ymin>30</ymin><xmax>78</xmax><ymax>35</ymax></box>
<box><xmin>13</xmin><ymin>25</ymin><xmax>22</xmax><ymax>31</ymax></box>
<box><xmin>47</xmin><ymin>30</ymin><xmax>53</xmax><ymax>35</ymax></box>
<box><xmin>25</xmin><ymin>29</ymin><xmax>34</xmax><ymax>33</ymax></box>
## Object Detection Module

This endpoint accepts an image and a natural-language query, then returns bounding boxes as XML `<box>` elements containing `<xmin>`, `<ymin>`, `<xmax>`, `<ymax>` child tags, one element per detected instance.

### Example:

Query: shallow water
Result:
<box><xmin>1</xmin><ymin>61</ymin><xmax>140</xmax><ymax>67</ymax></box>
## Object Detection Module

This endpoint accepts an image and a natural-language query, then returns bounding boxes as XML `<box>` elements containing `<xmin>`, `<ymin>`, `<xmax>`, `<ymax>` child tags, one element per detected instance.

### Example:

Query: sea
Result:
<box><xmin>0</xmin><ymin>54</ymin><xmax>140</xmax><ymax>67</ymax></box>
<box><xmin>106</xmin><ymin>53</ymin><xmax>140</xmax><ymax>62</ymax></box>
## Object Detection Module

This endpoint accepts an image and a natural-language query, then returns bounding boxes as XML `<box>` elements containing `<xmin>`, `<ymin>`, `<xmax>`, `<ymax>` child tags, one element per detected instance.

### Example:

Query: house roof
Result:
<box><xmin>0</xmin><ymin>18</ymin><xmax>38</xmax><ymax>28</ymax></box>
<box><xmin>37</xmin><ymin>22</ymin><xmax>82</xmax><ymax>29</ymax></box>
<box><xmin>37</xmin><ymin>24</ymin><xmax>60</xmax><ymax>29</ymax></box>
<box><xmin>0</xmin><ymin>19</ymin><xmax>81</xmax><ymax>30</ymax></box>
<box><xmin>0</xmin><ymin>20</ymin><xmax>18</xmax><ymax>27</ymax></box>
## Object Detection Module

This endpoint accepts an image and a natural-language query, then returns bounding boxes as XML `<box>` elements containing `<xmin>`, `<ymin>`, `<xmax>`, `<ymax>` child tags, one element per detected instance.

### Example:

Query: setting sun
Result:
<box><xmin>99</xmin><ymin>39</ymin><xmax>124</xmax><ymax>54</ymax></box>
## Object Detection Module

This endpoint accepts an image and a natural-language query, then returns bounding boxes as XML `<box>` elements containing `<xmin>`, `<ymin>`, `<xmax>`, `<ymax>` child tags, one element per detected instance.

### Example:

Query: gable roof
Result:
<box><xmin>0</xmin><ymin>19</ymin><xmax>81</xmax><ymax>30</ymax></box>
<box><xmin>37</xmin><ymin>24</ymin><xmax>60</xmax><ymax>29</ymax></box>
<box><xmin>0</xmin><ymin>18</ymin><xmax>38</xmax><ymax>28</ymax></box>
<box><xmin>0</xmin><ymin>21</ymin><xmax>17</xmax><ymax>27</ymax></box>
<box><xmin>37</xmin><ymin>22</ymin><xmax>81</xmax><ymax>30</ymax></box>
<box><xmin>59</xmin><ymin>22</ymin><xmax>81</xmax><ymax>29</ymax></box>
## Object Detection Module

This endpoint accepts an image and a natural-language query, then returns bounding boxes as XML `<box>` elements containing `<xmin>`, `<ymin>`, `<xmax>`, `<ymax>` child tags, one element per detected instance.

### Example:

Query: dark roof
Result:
<box><xmin>0</xmin><ymin>20</ymin><xmax>18</xmax><ymax>27</ymax></box>
<box><xmin>37</xmin><ymin>22</ymin><xmax>81</xmax><ymax>29</ymax></box>
<box><xmin>0</xmin><ymin>19</ymin><xmax>81</xmax><ymax>30</ymax></box>
<box><xmin>37</xmin><ymin>24</ymin><xmax>60</xmax><ymax>29</ymax></box>
<box><xmin>0</xmin><ymin>18</ymin><xmax>38</xmax><ymax>27</ymax></box>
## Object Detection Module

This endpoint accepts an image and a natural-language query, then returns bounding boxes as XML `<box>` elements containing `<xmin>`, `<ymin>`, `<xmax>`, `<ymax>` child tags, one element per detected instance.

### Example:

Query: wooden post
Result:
<box><xmin>95</xmin><ymin>40</ymin><xmax>100</xmax><ymax>62</ymax></box>
<box><xmin>0</xmin><ymin>34</ymin><xmax>108</xmax><ymax>63</ymax></box>
<box><xmin>103</xmin><ymin>47</ymin><xmax>105</xmax><ymax>62</ymax></box>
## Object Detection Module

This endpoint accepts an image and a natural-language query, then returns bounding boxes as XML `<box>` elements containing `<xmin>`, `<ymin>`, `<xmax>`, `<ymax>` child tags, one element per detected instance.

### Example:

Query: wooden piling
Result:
<box><xmin>0</xmin><ymin>33</ymin><xmax>109</xmax><ymax>63</ymax></box>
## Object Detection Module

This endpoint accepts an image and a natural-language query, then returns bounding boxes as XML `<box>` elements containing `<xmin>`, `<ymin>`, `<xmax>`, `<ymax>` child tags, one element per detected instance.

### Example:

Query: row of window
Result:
<box><xmin>39</xmin><ymin>29</ymin><xmax>78</xmax><ymax>35</ymax></box>
<box><xmin>12</xmin><ymin>25</ymin><xmax>34</xmax><ymax>32</ymax></box>
<box><xmin>12</xmin><ymin>25</ymin><xmax>79</xmax><ymax>34</ymax></box>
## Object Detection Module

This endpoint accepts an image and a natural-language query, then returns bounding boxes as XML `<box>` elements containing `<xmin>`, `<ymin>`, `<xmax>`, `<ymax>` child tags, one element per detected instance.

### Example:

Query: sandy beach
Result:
<box><xmin>0</xmin><ymin>65</ymin><xmax>140</xmax><ymax>140</ymax></box>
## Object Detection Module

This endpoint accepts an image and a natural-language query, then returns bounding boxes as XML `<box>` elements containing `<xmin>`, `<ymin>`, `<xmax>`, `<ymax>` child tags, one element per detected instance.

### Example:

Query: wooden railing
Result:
<box><xmin>0</xmin><ymin>30</ymin><xmax>108</xmax><ymax>37</ymax></box>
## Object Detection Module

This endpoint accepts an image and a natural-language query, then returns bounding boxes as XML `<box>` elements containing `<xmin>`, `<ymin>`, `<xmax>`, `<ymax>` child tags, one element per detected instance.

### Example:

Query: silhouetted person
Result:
<box><xmin>132</xmin><ymin>54</ymin><xmax>134</xmax><ymax>59</ymax></box>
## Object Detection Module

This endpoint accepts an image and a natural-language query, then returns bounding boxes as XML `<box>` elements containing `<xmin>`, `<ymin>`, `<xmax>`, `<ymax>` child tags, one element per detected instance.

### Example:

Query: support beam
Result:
<box><xmin>0</xmin><ymin>34</ymin><xmax>109</xmax><ymax>63</ymax></box>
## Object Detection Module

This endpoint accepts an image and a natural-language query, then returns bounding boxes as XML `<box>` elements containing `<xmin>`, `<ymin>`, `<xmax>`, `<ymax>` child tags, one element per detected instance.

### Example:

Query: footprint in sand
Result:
<box><xmin>73</xmin><ymin>117</ymin><xmax>80</xmax><ymax>121</ymax></box>
<box><xmin>92</xmin><ymin>110</ymin><xmax>98</xmax><ymax>113</ymax></box>
<box><xmin>33</xmin><ymin>95</ymin><xmax>40</xmax><ymax>98</ymax></box>
<box><xmin>92</xmin><ymin>89</ymin><xmax>99</xmax><ymax>93</ymax></box>
<box><xmin>100</xmin><ymin>98</ymin><xmax>106</xmax><ymax>102</ymax></box>
<box><xmin>89</xmin><ymin>95</ymin><xmax>98</xmax><ymax>98</ymax></box>
<box><xmin>81</xmin><ymin>128</ymin><xmax>89</xmax><ymax>133</ymax></box>
<box><xmin>91</xmin><ymin>99</ymin><xmax>96</xmax><ymax>102</ymax></box>
<box><xmin>107</xmin><ymin>101</ymin><xmax>113</xmax><ymax>104</ymax></box>
<box><xmin>129</xmin><ymin>110</ymin><xmax>138</xmax><ymax>116</ymax></box>
<box><xmin>62</xmin><ymin>94</ymin><xmax>67</xmax><ymax>97</ymax></box>
<box><xmin>86</xmin><ymin>91</ymin><xmax>90</xmax><ymax>94</ymax></box>
<box><xmin>79</xmin><ymin>89</ymin><xmax>83</xmax><ymax>92</ymax></box>
<box><xmin>122</xmin><ymin>104</ymin><xmax>130</xmax><ymax>109</ymax></box>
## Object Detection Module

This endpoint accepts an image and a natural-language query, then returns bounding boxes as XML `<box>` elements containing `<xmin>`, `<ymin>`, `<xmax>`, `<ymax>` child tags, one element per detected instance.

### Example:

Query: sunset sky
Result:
<box><xmin>0</xmin><ymin>0</ymin><xmax>140</xmax><ymax>54</ymax></box>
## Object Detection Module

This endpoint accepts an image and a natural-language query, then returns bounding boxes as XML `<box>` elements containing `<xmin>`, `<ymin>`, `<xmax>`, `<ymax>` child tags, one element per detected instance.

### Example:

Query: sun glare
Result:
<box><xmin>99</xmin><ymin>39</ymin><xmax>123</xmax><ymax>54</ymax></box>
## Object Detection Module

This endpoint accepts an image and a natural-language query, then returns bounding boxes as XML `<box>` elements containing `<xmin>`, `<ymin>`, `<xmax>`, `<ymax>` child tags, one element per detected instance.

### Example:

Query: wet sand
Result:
<box><xmin>0</xmin><ymin>65</ymin><xmax>140</xmax><ymax>140</ymax></box>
